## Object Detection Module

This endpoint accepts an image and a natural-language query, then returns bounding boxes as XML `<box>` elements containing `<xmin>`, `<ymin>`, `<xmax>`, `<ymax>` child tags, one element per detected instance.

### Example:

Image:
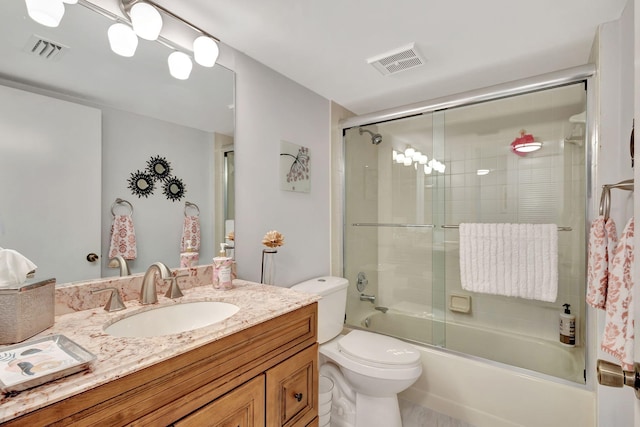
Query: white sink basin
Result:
<box><xmin>104</xmin><ymin>301</ymin><xmax>239</xmax><ymax>338</ymax></box>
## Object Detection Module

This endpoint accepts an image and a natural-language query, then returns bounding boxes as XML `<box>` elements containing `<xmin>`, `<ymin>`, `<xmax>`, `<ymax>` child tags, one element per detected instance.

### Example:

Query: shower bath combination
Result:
<box><xmin>343</xmin><ymin>79</ymin><xmax>588</xmax><ymax>385</ymax></box>
<box><xmin>359</xmin><ymin>127</ymin><xmax>382</xmax><ymax>145</ymax></box>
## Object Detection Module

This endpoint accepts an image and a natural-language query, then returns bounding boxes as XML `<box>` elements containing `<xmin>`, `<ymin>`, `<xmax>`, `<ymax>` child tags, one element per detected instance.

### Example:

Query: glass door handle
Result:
<box><xmin>597</xmin><ymin>359</ymin><xmax>640</xmax><ymax>399</ymax></box>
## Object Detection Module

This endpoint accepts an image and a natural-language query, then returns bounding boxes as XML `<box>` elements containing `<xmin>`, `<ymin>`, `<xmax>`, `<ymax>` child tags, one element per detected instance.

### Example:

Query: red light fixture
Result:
<box><xmin>510</xmin><ymin>129</ymin><xmax>542</xmax><ymax>156</ymax></box>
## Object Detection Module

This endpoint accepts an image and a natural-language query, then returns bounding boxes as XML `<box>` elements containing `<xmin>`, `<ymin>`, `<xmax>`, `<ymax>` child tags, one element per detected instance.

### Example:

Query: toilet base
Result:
<box><xmin>354</xmin><ymin>393</ymin><xmax>402</xmax><ymax>427</ymax></box>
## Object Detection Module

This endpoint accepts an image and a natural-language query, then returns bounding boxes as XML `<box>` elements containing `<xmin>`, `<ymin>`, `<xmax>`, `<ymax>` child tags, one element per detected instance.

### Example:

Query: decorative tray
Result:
<box><xmin>0</xmin><ymin>334</ymin><xmax>95</xmax><ymax>394</ymax></box>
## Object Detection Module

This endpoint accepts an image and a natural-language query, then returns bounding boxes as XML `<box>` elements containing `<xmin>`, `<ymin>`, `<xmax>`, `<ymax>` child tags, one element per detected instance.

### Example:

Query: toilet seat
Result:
<box><xmin>320</xmin><ymin>332</ymin><xmax>422</xmax><ymax>381</ymax></box>
<box><xmin>337</xmin><ymin>330</ymin><xmax>420</xmax><ymax>369</ymax></box>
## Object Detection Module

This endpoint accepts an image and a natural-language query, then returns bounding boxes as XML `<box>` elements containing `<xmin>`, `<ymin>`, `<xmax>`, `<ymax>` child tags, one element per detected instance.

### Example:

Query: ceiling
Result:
<box><xmin>154</xmin><ymin>0</ymin><xmax>628</xmax><ymax>115</ymax></box>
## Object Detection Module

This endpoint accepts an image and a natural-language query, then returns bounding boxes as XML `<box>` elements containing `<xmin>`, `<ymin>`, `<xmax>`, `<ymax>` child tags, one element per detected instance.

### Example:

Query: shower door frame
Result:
<box><xmin>340</xmin><ymin>63</ymin><xmax>597</xmax><ymax>387</ymax></box>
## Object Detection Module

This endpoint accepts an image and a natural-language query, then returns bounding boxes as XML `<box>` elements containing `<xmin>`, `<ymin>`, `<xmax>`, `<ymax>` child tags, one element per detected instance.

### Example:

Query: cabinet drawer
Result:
<box><xmin>266</xmin><ymin>343</ymin><xmax>318</xmax><ymax>427</ymax></box>
<box><xmin>175</xmin><ymin>375</ymin><xmax>266</xmax><ymax>427</ymax></box>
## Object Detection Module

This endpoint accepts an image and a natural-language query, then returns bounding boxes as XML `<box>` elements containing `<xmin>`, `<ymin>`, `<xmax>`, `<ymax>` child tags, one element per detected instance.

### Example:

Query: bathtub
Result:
<box><xmin>358</xmin><ymin>311</ymin><xmax>595</xmax><ymax>427</ymax></box>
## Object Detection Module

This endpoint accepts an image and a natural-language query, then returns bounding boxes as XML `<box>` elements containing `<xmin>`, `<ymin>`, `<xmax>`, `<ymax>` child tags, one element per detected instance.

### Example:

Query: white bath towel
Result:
<box><xmin>459</xmin><ymin>223</ymin><xmax>558</xmax><ymax>302</ymax></box>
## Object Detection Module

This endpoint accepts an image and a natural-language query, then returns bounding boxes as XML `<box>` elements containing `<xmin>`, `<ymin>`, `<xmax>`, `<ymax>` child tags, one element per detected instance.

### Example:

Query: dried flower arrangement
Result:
<box><xmin>262</xmin><ymin>230</ymin><xmax>284</xmax><ymax>248</ymax></box>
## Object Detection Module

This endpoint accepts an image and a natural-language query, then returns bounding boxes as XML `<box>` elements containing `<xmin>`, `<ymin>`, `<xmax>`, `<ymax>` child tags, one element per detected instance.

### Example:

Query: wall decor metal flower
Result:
<box><xmin>146</xmin><ymin>155</ymin><xmax>172</xmax><ymax>181</ymax></box>
<box><xmin>280</xmin><ymin>140</ymin><xmax>310</xmax><ymax>193</ymax></box>
<box><xmin>127</xmin><ymin>170</ymin><xmax>155</xmax><ymax>198</ymax></box>
<box><xmin>162</xmin><ymin>177</ymin><xmax>186</xmax><ymax>202</ymax></box>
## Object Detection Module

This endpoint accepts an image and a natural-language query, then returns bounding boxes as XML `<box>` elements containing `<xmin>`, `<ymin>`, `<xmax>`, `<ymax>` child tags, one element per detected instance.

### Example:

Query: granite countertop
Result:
<box><xmin>0</xmin><ymin>279</ymin><xmax>319</xmax><ymax>423</ymax></box>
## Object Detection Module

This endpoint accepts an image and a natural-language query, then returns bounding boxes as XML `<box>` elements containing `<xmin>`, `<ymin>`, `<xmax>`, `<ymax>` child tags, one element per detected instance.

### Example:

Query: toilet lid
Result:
<box><xmin>337</xmin><ymin>330</ymin><xmax>420</xmax><ymax>366</ymax></box>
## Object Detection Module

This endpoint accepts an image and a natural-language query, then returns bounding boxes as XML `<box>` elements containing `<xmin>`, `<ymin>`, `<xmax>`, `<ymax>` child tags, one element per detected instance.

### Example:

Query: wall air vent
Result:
<box><xmin>23</xmin><ymin>35</ymin><xmax>68</xmax><ymax>61</ymax></box>
<box><xmin>367</xmin><ymin>43</ymin><xmax>425</xmax><ymax>76</ymax></box>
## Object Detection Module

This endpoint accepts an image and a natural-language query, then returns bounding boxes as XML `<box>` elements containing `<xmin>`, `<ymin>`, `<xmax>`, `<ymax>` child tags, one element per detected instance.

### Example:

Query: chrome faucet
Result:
<box><xmin>109</xmin><ymin>255</ymin><xmax>130</xmax><ymax>277</ymax></box>
<box><xmin>140</xmin><ymin>262</ymin><xmax>172</xmax><ymax>305</ymax></box>
<box><xmin>360</xmin><ymin>293</ymin><xmax>376</xmax><ymax>304</ymax></box>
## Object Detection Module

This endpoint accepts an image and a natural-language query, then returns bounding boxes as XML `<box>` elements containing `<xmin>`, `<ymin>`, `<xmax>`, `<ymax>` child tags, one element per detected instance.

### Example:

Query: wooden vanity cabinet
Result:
<box><xmin>3</xmin><ymin>303</ymin><xmax>318</xmax><ymax>427</ymax></box>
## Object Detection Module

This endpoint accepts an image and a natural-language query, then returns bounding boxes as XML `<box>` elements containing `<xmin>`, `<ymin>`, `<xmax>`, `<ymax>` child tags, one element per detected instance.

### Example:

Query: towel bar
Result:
<box><xmin>599</xmin><ymin>179</ymin><xmax>634</xmax><ymax>219</ymax></box>
<box><xmin>351</xmin><ymin>223</ymin><xmax>435</xmax><ymax>228</ymax></box>
<box><xmin>442</xmin><ymin>224</ymin><xmax>572</xmax><ymax>231</ymax></box>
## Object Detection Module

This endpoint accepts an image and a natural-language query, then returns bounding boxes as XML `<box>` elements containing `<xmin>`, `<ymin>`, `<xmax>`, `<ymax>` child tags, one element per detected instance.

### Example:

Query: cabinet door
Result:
<box><xmin>266</xmin><ymin>343</ymin><xmax>318</xmax><ymax>427</ymax></box>
<box><xmin>175</xmin><ymin>375</ymin><xmax>266</xmax><ymax>427</ymax></box>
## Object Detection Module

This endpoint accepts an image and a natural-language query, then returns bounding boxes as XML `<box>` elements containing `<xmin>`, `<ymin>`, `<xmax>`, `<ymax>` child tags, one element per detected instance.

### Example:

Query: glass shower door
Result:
<box><xmin>343</xmin><ymin>114</ymin><xmax>440</xmax><ymax>344</ymax></box>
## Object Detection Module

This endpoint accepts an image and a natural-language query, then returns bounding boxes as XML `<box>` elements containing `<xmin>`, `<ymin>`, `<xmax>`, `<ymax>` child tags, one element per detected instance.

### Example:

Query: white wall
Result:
<box><xmin>223</xmin><ymin>51</ymin><xmax>332</xmax><ymax>286</ymax></box>
<box><xmin>101</xmin><ymin>108</ymin><xmax>215</xmax><ymax>276</ymax></box>
<box><xmin>592</xmin><ymin>2</ymin><xmax>636</xmax><ymax>425</ymax></box>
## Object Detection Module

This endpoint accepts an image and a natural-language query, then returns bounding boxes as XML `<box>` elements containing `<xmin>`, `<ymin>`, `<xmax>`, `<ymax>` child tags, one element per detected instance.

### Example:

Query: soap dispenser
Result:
<box><xmin>213</xmin><ymin>244</ymin><xmax>233</xmax><ymax>290</ymax></box>
<box><xmin>559</xmin><ymin>303</ymin><xmax>576</xmax><ymax>347</ymax></box>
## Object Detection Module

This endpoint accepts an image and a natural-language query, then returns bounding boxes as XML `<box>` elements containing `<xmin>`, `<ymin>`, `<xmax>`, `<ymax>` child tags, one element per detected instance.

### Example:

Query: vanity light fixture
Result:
<box><xmin>404</xmin><ymin>146</ymin><xmax>415</xmax><ymax>157</ymax></box>
<box><xmin>129</xmin><ymin>1</ymin><xmax>162</xmax><ymax>41</ymax></box>
<box><xmin>26</xmin><ymin>0</ymin><xmax>224</xmax><ymax>80</ymax></box>
<box><xmin>168</xmin><ymin>51</ymin><xmax>193</xmax><ymax>80</ymax></box>
<box><xmin>193</xmin><ymin>36</ymin><xmax>219</xmax><ymax>67</ymax></box>
<box><xmin>107</xmin><ymin>23</ymin><xmax>138</xmax><ymax>57</ymax></box>
<box><xmin>25</xmin><ymin>0</ymin><xmax>65</xmax><ymax>28</ymax></box>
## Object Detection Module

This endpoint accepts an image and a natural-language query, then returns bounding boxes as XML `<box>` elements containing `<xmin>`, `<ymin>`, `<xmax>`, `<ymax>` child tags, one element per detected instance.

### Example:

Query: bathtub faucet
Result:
<box><xmin>375</xmin><ymin>306</ymin><xmax>388</xmax><ymax>313</ymax></box>
<box><xmin>360</xmin><ymin>293</ymin><xmax>376</xmax><ymax>304</ymax></box>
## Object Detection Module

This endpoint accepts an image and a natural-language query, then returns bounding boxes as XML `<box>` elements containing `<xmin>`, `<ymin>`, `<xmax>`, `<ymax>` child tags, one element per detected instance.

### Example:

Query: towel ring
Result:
<box><xmin>111</xmin><ymin>198</ymin><xmax>133</xmax><ymax>217</ymax></box>
<box><xmin>184</xmin><ymin>201</ymin><xmax>200</xmax><ymax>217</ymax></box>
<box><xmin>598</xmin><ymin>186</ymin><xmax>611</xmax><ymax>219</ymax></box>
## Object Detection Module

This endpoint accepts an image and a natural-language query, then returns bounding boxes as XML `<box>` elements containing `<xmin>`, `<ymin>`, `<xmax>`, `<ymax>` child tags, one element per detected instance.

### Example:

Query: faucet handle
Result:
<box><xmin>91</xmin><ymin>287</ymin><xmax>126</xmax><ymax>312</ymax></box>
<box><xmin>164</xmin><ymin>274</ymin><xmax>187</xmax><ymax>299</ymax></box>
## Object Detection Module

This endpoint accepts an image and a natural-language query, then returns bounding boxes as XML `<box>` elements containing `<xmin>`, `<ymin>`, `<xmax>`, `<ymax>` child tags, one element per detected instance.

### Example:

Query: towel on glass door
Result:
<box><xmin>181</xmin><ymin>215</ymin><xmax>201</xmax><ymax>252</ymax></box>
<box><xmin>601</xmin><ymin>217</ymin><xmax>635</xmax><ymax>371</ymax></box>
<box><xmin>459</xmin><ymin>223</ymin><xmax>558</xmax><ymax>302</ymax></box>
<box><xmin>108</xmin><ymin>214</ymin><xmax>137</xmax><ymax>260</ymax></box>
<box><xmin>586</xmin><ymin>216</ymin><xmax>618</xmax><ymax>309</ymax></box>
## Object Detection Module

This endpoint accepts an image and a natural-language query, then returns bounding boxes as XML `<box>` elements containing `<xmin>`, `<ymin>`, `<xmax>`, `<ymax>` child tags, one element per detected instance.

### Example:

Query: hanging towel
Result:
<box><xmin>459</xmin><ymin>223</ymin><xmax>558</xmax><ymax>302</ymax></box>
<box><xmin>601</xmin><ymin>217</ymin><xmax>635</xmax><ymax>371</ymax></box>
<box><xmin>587</xmin><ymin>216</ymin><xmax>618</xmax><ymax>309</ymax></box>
<box><xmin>181</xmin><ymin>215</ymin><xmax>201</xmax><ymax>252</ymax></box>
<box><xmin>109</xmin><ymin>214</ymin><xmax>137</xmax><ymax>260</ymax></box>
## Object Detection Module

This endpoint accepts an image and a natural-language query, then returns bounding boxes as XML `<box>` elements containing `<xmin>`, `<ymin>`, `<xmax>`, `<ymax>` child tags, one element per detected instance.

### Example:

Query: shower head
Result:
<box><xmin>359</xmin><ymin>128</ymin><xmax>383</xmax><ymax>145</ymax></box>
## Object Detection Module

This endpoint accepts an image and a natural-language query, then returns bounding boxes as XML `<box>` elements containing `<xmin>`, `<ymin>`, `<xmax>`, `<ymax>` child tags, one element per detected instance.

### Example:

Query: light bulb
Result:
<box><xmin>396</xmin><ymin>153</ymin><xmax>405</xmax><ymax>164</ymax></box>
<box><xmin>403</xmin><ymin>157</ymin><xmax>412</xmax><ymax>166</ymax></box>
<box><xmin>193</xmin><ymin>36</ymin><xmax>219</xmax><ymax>67</ymax></box>
<box><xmin>419</xmin><ymin>154</ymin><xmax>428</xmax><ymax>165</ymax></box>
<box><xmin>404</xmin><ymin>147</ymin><xmax>415</xmax><ymax>157</ymax></box>
<box><xmin>25</xmin><ymin>0</ymin><xmax>65</xmax><ymax>27</ymax></box>
<box><xmin>424</xmin><ymin>165</ymin><xmax>432</xmax><ymax>175</ymax></box>
<box><xmin>392</xmin><ymin>150</ymin><xmax>397</xmax><ymax>161</ymax></box>
<box><xmin>130</xmin><ymin>2</ymin><xmax>162</xmax><ymax>41</ymax></box>
<box><xmin>108</xmin><ymin>23</ymin><xmax>138</xmax><ymax>57</ymax></box>
<box><xmin>412</xmin><ymin>151</ymin><xmax>422</xmax><ymax>162</ymax></box>
<box><xmin>168</xmin><ymin>51</ymin><xmax>193</xmax><ymax>80</ymax></box>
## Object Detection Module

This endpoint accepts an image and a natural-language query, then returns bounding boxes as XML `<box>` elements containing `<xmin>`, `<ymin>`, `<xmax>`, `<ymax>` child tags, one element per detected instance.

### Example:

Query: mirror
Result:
<box><xmin>0</xmin><ymin>1</ymin><xmax>234</xmax><ymax>284</ymax></box>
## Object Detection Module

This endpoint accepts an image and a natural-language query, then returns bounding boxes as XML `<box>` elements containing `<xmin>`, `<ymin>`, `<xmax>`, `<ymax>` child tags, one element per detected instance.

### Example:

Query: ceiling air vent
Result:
<box><xmin>23</xmin><ymin>35</ymin><xmax>68</xmax><ymax>61</ymax></box>
<box><xmin>367</xmin><ymin>43</ymin><xmax>425</xmax><ymax>76</ymax></box>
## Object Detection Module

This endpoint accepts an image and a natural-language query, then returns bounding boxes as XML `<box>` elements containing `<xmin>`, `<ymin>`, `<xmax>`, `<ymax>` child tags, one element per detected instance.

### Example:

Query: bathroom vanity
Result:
<box><xmin>0</xmin><ymin>280</ymin><xmax>319</xmax><ymax>426</ymax></box>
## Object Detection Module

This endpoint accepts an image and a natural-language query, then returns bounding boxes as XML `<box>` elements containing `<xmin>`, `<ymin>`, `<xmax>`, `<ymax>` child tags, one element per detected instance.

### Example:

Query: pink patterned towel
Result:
<box><xmin>587</xmin><ymin>216</ymin><xmax>618</xmax><ymax>309</ymax></box>
<box><xmin>109</xmin><ymin>214</ymin><xmax>137</xmax><ymax>260</ymax></box>
<box><xmin>181</xmin><ymin>215</ymin><xmax>201</xmax><ymax>252</ymax></box>
<box><xmin>601</xmin><ymin>217</ymin><xmax>635</xmax><ymax>371</ymax></box>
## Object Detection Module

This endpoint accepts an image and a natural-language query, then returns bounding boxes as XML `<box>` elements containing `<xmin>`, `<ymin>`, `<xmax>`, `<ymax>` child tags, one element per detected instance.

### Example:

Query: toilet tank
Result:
<box><xmin>291</xmin><ymin>276</ymin><xmax>348</xmax><ymax>344</ymax></box>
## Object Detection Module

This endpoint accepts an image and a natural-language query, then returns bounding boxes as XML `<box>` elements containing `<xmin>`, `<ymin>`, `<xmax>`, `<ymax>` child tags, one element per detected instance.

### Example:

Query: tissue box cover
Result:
<box><xmin>0</xmin><ymin>278</ymin><xmax>55</xmax><ymax>344</ymax></box>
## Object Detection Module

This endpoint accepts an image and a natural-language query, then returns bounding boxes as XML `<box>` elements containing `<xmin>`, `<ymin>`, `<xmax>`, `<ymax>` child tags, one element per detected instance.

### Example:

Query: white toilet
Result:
<box><xmin>291</xmin><ymin>277</ymin><xmax>422</xmax><ymax>427</ymax></box>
